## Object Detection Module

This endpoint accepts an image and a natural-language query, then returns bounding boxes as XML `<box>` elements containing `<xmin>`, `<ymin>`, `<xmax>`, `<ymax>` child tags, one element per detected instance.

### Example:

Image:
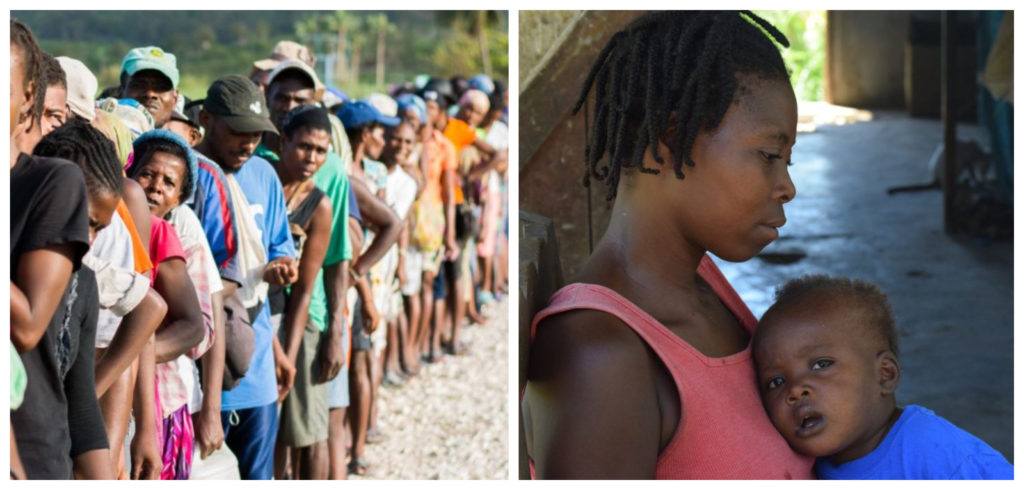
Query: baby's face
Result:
<box><xmin>754</xmin><ymin>305</ymin><xmax>890</xmax><ymax>462</ymax></box>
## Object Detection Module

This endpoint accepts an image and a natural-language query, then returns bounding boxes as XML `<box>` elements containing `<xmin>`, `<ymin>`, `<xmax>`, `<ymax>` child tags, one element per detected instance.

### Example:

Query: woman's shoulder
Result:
<box><xmin>525</xmin><ymin>289</ymin><xmax>668</xmax><ymax>478</ymax></box>
<box><xmin>310</xmin><ymin>189</ymin><xmax>333</xmax><ymax>226</ymax></box>
<box><xmin>529</xmin><ymin>289</ymin><xmax>661</xmax><ymax>393</ymax></box>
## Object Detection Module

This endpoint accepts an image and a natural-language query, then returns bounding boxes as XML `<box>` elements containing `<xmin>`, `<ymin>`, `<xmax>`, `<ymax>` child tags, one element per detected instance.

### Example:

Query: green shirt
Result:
<box><xmin>257</xmin><ymin>145</ymin><xmax>352</xmax><ymax>332</ymax></box>
<box><xmin>11</xmin><ymin>342</ymin><xmax>26</xmax><ymax>409</ymax></box>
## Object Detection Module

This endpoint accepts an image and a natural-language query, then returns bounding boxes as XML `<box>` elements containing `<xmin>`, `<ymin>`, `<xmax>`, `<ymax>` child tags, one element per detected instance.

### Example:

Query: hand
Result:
<box><xmin>192</xmin><ymin>407</ymin><xmax>224</xmax><ymax>460</ymax></box>
<box><xmin>130</xmin><ymin>427</ymin><xmax>162</xmax><ymax>480</ymax></box>
<box><xmin>444</xmin><ymin>238</ymin><xmax>460</xmax><ymax>261</ymax></box>
<box><xmin>315</xmin><ymin>330</ymin><xmax>345</xmax><ymax>383</ymax></box>
<box><xmin>397</xmin><ymin>265</ymin><xmax>408</xmax><ymax>289</ymax></box>
<box><xmin>263</xmin><ymin>257</ymin><xmax>298</xmax><ymax>286</ymax></box>
<box><xmin>362</xmin><ymin>300</ymin><xmax>381</xmax><ymax>334</ymax></box>
<box><xmin>274</xmin><ymin>347</ymin><xmax>296</xmax><ymax>402</ymax></box>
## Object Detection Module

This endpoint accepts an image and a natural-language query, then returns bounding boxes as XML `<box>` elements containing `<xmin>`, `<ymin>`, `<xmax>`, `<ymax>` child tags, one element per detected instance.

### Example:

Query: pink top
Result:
<box><xmin>148</xmin><ymin>216</ymin><xmax>186</xmax><ymax>286</ymax></box>
<box><xmin>529</xmin><ymin>255</ymin><xmax>813</xmax><ymax>479</ymax></box>
<box><xmin>149</xmin><ymin>216</ymin><xmax>191</xmax><ymax>417</ymax></box>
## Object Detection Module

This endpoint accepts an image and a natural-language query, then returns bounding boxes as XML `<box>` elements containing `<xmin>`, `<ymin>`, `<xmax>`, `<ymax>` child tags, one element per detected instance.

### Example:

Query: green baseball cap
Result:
<box><xmin>121</xmin><ymin>46</ymin><xmax>180</xmax><ymax>89</ymax></box>
<box><xmin>204</xmin><ymin>75</ymin><xmax>278</xmax><ymax>134</ymax></box>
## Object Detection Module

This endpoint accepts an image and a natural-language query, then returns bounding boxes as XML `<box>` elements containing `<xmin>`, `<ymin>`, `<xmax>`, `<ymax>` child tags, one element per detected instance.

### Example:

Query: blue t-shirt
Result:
<box><xmin>219</xmin><ymin>155</ymin><xmax>296</xmax><ymax>411</ymax></box>
<box><xmin>187</xmin><ymin>151</ymin><xmax>242</xmax><ymax>285</ymax></box>
<box><xmin>348</xmin><ymin>178</ymin><xmax>361</xmax><ymax>223</ymax></box>
<box><xmin>816</xmin><ymin>405</ymin><xmax>1013</xmax><ymax>480</ymax></box>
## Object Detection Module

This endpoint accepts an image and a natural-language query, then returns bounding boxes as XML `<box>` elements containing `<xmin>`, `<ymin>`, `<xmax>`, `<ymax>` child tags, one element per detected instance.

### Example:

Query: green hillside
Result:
<box><xmin>13</xmin><ymin>10</ymin><xmax>509</xmax><ymax>100</ymax></box>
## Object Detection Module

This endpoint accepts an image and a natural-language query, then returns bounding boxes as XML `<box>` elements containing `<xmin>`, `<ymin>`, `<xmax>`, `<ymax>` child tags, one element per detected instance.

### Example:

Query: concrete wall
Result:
<box><xmin>518</xmin><ymin>212</ymin><xmax>564</xmax><ymax>479</ymax></box>
<box><xmin>519</xmin><ymin>11</ymin><xmax>641</xmax><ymax>278</ymax></box>
<box><xmin>827</xmin><ymin>11</ymin><xmax>910</xmax><ymax>108</ymax></box>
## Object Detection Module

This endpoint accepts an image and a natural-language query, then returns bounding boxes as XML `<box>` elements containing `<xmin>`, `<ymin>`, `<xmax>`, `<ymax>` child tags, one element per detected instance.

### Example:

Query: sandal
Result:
<box><xmin>383</xmin><ymin>372</ymin><xmax>405</xmax><ymax>387</ymax></box>
<box><xmin>348</xmin><ymin>458</ymin><xmax>369</xmax><ymax>476</ymax></box>
<box><xmin>443</xmin><ymin>340</ymin><xmax>470</xmax><ymax>356</ymax></box>
<box><xmin>422</xmin><ymin>352</ymin><xmax>441</xmax><ymax>364</ymax></box>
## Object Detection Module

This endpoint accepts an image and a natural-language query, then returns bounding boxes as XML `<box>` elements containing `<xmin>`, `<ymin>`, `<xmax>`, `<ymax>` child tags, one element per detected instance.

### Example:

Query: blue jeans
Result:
<box><xmin>221</xmin><ymin>402</ymin><xmax>278</xmax><ymax>480</ymax></box>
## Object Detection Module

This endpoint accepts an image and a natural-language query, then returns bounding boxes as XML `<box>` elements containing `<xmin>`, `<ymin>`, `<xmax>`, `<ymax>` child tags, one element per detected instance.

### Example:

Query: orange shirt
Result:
<box><xmin>443</xmin><ymin>118</ymin><xmax>477</xmax><ymax>154</ymax></box>
<box><xmin>115</xmin><ymin>199</ymin><xmax>154</xmax><ymax>274</ymax></box>
<box><xmin>421</xmin><ymin>129</ymin><xmax>458</xmax><ymax>206</ymax></box>
<box><xmin>442</xmin><ymin>119</ymin><xmax>477</xmax><ymax>205</ymax></box>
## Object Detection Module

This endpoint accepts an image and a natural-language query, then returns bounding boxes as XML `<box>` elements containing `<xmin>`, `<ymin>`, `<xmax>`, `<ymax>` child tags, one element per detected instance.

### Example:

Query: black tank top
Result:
<box><xmin>270</xmin><ymin>186</ymin><xmax>326</xmax><ymax>317</ymax></box>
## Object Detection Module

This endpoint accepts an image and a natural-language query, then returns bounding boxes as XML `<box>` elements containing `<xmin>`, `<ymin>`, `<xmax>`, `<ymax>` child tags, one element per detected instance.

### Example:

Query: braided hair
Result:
<box><xmin>10</xmin><ymin>19</ymin><xmax>46</xmax><ymax>126</ymax></box>
<box><xmin>33</xmin><ymin>118</ymin><xmax>124</xmax><ymax>199</ymax></box>
<box><xmin>574</xmin><ymin>11</ymin><xmax>791</xmax><ymax>201</ymax></box>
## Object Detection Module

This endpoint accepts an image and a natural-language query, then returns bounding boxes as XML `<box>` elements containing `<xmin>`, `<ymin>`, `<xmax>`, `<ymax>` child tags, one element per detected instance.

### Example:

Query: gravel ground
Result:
<box><xmin>352</xmin><ymin>298</ymin><xmax>509</xmax><ymax>480</ymax></box>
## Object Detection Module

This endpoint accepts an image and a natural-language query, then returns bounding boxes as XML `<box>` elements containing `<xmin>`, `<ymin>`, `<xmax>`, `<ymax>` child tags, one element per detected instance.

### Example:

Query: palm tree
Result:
<box><xmin>438</xmin><ymin>11</ymin><xmax>502</xmax><ymax>76</ymax></box>
<box><xmin>347</xmin><ymin>17</ymin><xmax>367</xmax><ymax>86</ymax></box>
<box><xmin>367</xmin><ymin>14</ymin><xmax>397</xmax><ymax>87</ymax></box>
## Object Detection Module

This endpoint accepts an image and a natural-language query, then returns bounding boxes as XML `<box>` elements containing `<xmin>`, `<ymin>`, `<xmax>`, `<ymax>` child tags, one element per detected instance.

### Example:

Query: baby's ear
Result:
<box><xmin>877</xmin><ymin>351</ymin><xmax>900</xmax><ymax>395</ymax></box>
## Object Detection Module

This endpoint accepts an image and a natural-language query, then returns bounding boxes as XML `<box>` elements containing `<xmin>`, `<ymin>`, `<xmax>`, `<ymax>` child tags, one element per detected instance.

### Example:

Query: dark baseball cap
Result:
<box><xmin>203</xmin><ymin>75</ymin><xmax>278</xmax><ymax>134</ymax></box>
<box><xmin>419</xmin><ymin>77</ymin><xmax>456</xmax><ymax>106</ymax></box>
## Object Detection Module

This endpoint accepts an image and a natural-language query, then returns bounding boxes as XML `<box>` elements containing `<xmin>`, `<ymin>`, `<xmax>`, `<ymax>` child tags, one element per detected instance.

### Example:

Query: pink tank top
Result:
<box><xmin>529</xmin><ymin>255</ymin><xmax>813</xmax><ymax>479</ymax></box>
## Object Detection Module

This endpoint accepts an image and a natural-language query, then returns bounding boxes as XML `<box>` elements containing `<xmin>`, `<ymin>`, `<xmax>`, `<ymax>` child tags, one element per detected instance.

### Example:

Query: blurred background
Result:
<box><xmin>14</xmin><ymin>10</ymin><xmax>509</xmax><ymax>100</ymax></box>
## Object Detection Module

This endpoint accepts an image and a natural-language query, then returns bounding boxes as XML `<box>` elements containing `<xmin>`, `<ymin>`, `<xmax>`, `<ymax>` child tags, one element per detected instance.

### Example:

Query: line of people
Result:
<box><xmin>10</xmin><ymin>20</ymin><xmax>509</xmax><ymax>480</ymax></box>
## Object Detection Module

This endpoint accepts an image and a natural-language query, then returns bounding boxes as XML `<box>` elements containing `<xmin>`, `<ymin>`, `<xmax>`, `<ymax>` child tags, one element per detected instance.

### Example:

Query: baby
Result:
<box><xmin>753</xmin><ymin>275</ymin><xmax>1012</xmax><ymax>479</ymax></box>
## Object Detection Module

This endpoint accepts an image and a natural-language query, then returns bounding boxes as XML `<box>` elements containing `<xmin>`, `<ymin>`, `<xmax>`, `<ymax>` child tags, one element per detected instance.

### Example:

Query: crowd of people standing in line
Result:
<box><xmin>10</xmin><ymin>19</ymin><xmax>509</xmax><ymax>480</ymax></box>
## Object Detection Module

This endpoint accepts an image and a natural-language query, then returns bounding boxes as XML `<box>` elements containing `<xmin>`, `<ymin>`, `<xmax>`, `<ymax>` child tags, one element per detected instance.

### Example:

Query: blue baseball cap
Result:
<box><xmin>121</xmin><ymin>46</ymin><xmax>180</xmax><ymax>89</ymax></box>
<box><xmin>337</xmin><ymin>100</ymin><xmax>400</xmax><ymax>130</ymax></box>
<box><xmin>468</xmin><ymin>74</ymin><xmax>495</xmax><ymax>95</ymax></box>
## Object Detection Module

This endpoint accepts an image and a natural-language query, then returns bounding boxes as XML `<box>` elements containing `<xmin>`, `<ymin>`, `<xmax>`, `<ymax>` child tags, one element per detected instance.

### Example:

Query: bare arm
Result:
<box><xmin>471</xmin><ymin>137</ymin><xmax>497</xmax><ymax>158</ymax></box>
<box><xmin>194</xmin><ymin>290</ymin><xmax>225</xmax><ymax>459</ymax></box>
<box><xmin>282</xmin><ymin>198</ymin><xmax>332</xmax><ymax>363</ymax></box>
<box><xmin>442</xmin><ymin>166</ymin><xmax>458</xmax><ymax>258</ymax></box>
<box><xmin>523</xmin><ymin>310</ymin><xmax>666</xmax><ymax>479</ymax></box>
<box><xmin>396</xmin><ymin>220</ymin><xmax>410</xmax><ymax>288</ymax></box>
<box><xmin>11</xmin><ymin>245</ymin><xmax>76</xmax><ymax>351</ymax></box>
<box><xmin>350</xmin><ymin>177</ymin><xmax>400</xmax><ymax>276</ymax></box>
<box><xmin>468</xmin><ymin>149</ymin><xmax>508</xmax><ymax>181</ymax></box>
<box><xmin>346</xmin><ymin>217</ymin><xmax>379</xmax><ymax>334</ymax></box>
<box><xmin>72</xmin><ymin>449</ymin><xmax>115</xmax><ymax>480</ymax></box>
<box><xmin>11</xmin><ymin>429</ymin><xmax>25</xmax><ymax>479</ymax></box>
<box><xmin>95</xmin><ymin>289</ymin><xmax>167</xmax><ymax>396</ymax></box>
<box><xmin>317</xmin><ymin>258</ymin><xmax>348</xmax><ymax>383</ymax></box>
<box><xmin>131</xmin><ymin>338</ymin><xmax>162</xmax><ymax>479</ymax></box>
<box><xmin>153</xmin><ymin>259</ymin><xmax>204</xmax><ymax>363</ymax></box>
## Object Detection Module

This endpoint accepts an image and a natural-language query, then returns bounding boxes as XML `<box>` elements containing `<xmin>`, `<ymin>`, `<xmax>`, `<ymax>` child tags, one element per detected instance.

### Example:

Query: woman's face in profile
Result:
<box><xmin>650</xmin><ymin>75</ymin><xmax>798</xmax><ymax>262</ymax></box>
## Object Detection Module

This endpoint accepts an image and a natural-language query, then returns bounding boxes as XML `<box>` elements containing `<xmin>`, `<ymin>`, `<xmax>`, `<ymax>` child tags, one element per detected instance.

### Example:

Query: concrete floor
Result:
<box><xmin>713</xmin><ymin>111</ymin><xmax>1013</xmax><ymax>462</ymax></box>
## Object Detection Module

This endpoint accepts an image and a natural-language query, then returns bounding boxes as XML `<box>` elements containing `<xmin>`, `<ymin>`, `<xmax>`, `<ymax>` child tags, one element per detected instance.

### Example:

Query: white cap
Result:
<box><xmin>267</xmin><ymin>59</ymin><xmax>324</xmax><ymax>96</ymax></box>
<box><xmin>367</xmin><ymin>92</ymin><xmax>398</xmax><ymax>117</ymax></box>
<box><xmin>57</xmin><ymin>56</ymin><xmax>98</xmax><ymax>121</ymax></box>
<box><xmin>253</xmin><ymin>40</ymin><xmax>315</xmax><ymax>71</ymax></box>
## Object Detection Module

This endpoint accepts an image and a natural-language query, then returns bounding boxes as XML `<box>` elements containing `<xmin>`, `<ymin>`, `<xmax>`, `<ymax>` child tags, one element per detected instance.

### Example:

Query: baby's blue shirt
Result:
<box><xmin>815</xmin><ymin>405</ymin><xmax>1012</xmax><ymax>480</ymax></box>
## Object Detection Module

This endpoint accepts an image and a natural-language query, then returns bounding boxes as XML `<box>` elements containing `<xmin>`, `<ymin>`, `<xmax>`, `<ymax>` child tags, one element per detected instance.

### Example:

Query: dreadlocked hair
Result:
<box><xmin>41</xmin><ymin>52</ymin><xmax>66</xmax><ymax>90</ymax></box>
<box><xmin>574</xmin><ymin>11</ymin><xmax>791</xmax><ymax>201</ymax></box>
<box><xmin>10</xmin><ymin>19</ymin><xmax>46</xmax><ymax>126</ymax></box>
<box><xmin>33</xmin><ymin>118</ymin><xmax>124</xmax><ymax>198</ymax></box>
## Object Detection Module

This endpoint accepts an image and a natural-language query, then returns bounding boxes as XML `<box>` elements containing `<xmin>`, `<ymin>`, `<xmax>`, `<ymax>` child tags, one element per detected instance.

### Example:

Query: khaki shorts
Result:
<box><xmin>277</xmin><ymin>320</ymin><xmax>330</xmax><ymax>447</ymax></box>
<box><xmin>420</xmin><ymin>247</ymin><xmax>445</xmax><ymax>275</ymax></box>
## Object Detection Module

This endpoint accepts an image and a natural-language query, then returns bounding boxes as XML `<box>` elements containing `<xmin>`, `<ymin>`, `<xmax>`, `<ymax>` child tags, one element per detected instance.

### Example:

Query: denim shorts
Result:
<box><xmin>327</xmin><ymin>365</ymin><xmax>350</xmax><ymax>408</ymax></box>
<box><xmin>221</xmin><ymin>401</ymin><xmax>278</xmax><ymax>480</ymax></box>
